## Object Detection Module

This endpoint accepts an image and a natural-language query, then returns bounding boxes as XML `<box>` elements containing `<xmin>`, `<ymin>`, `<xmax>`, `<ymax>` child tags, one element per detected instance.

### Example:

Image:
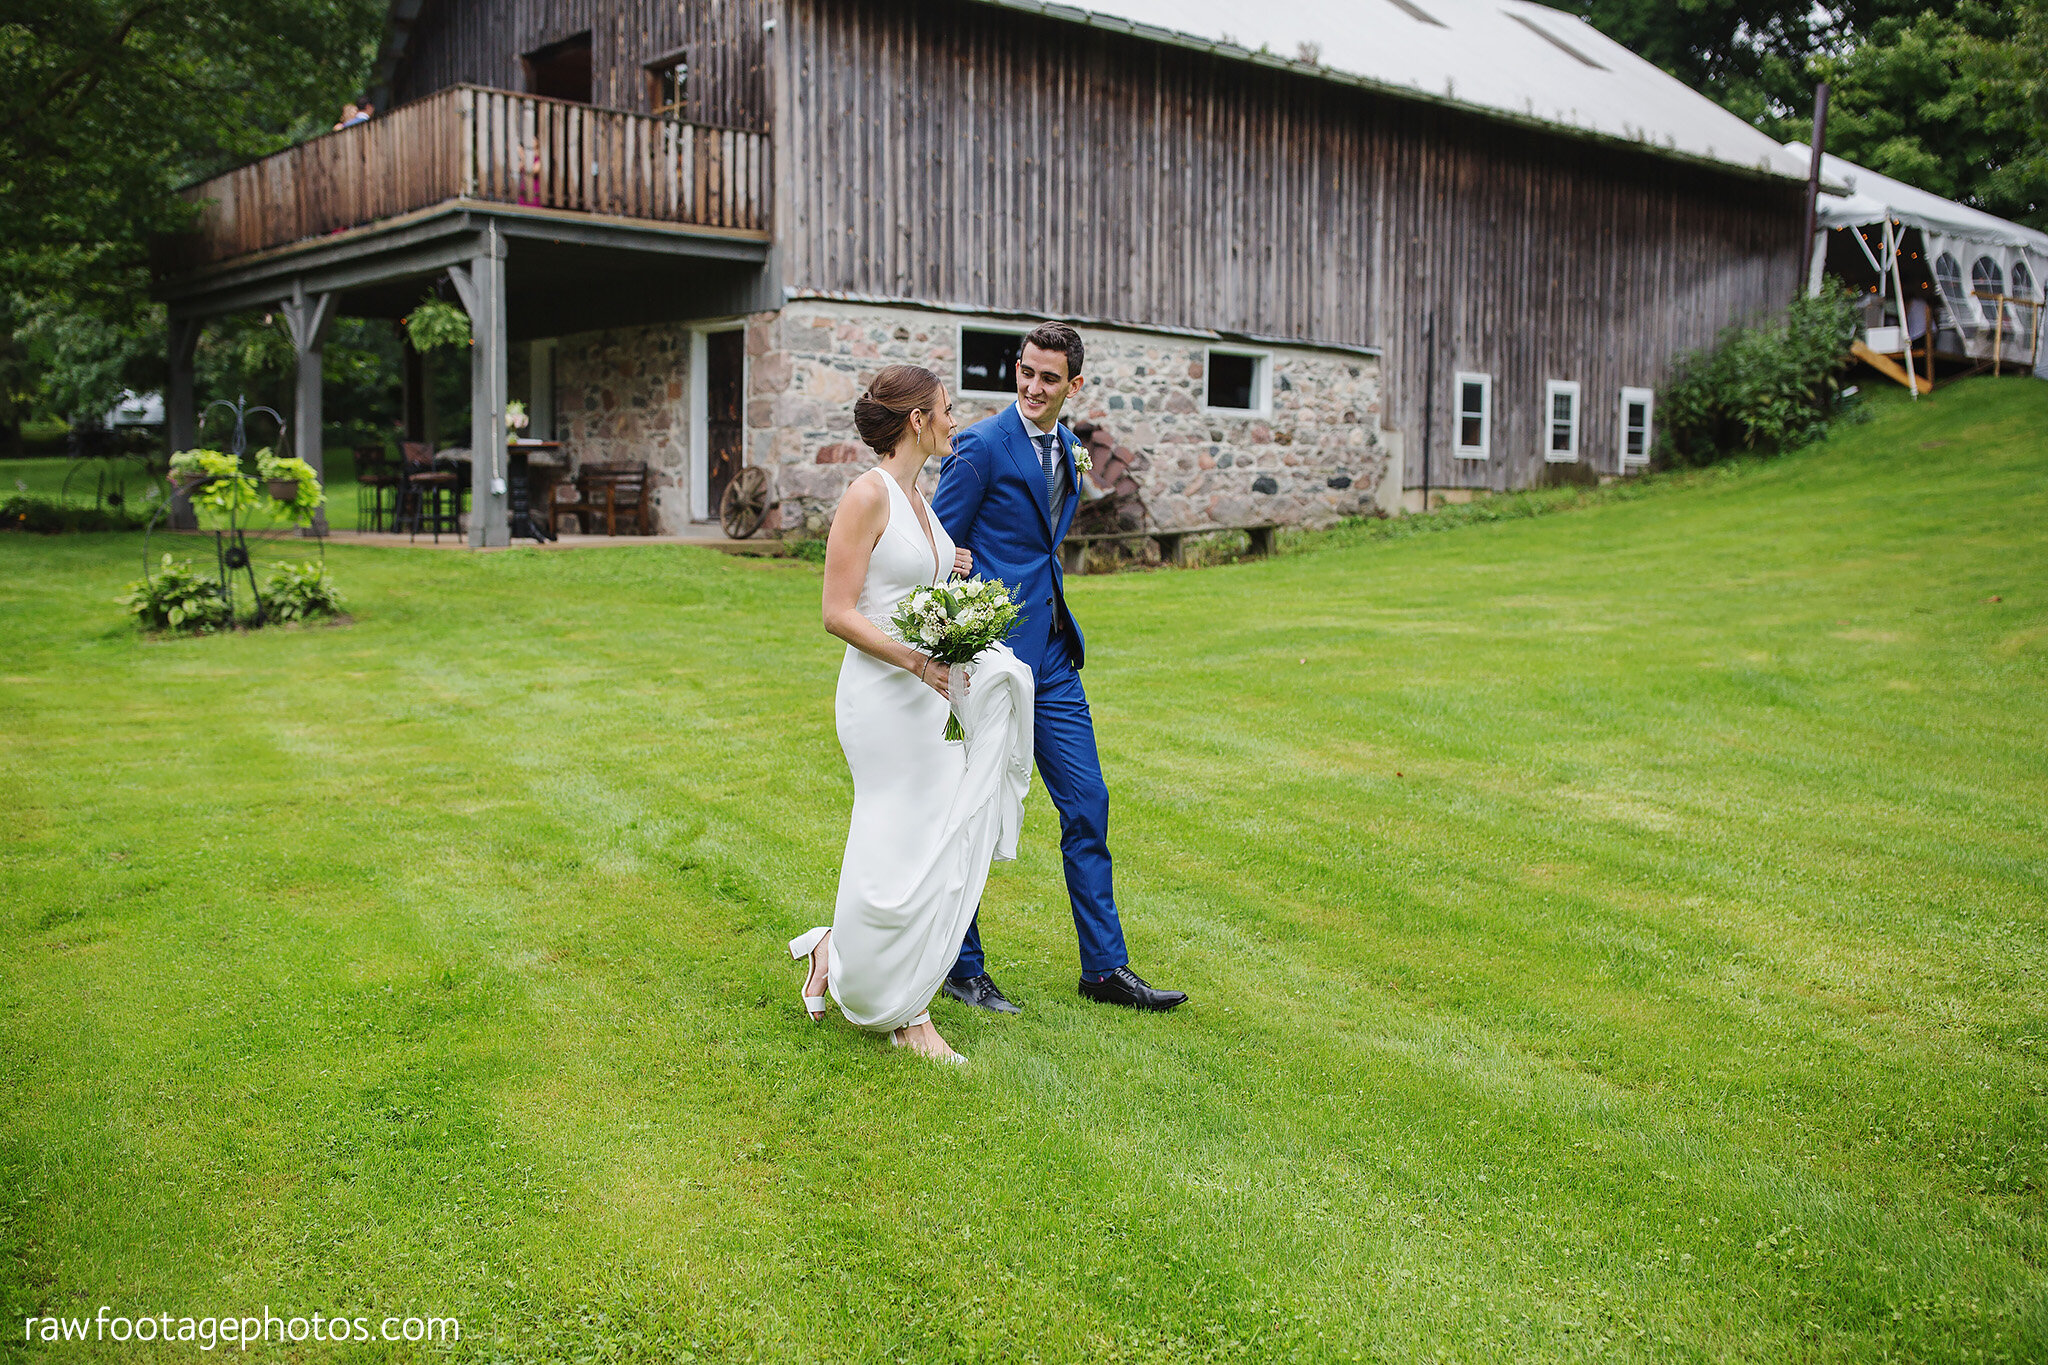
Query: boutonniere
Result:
<box><xmin>1069</xmin><ymin>440</ymin><xmax>1091</xmax><ymax>473</ymax></box>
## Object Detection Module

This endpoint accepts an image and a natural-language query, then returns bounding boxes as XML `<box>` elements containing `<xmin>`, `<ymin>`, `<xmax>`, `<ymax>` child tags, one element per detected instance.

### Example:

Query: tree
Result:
<box><xmin>1544</xmin><ymin>1</ymin><xmax>2047</xmax><ymax>228</ymax></box>
<box><xmin>1805</xmin><ymin>2</ymin><xmax>2047</xmax><ymax>228</ymax></box>
<box><xmin>0</xmin><ymin>0</ymin><xmax>384</xmax><ymax>428</ymax></box>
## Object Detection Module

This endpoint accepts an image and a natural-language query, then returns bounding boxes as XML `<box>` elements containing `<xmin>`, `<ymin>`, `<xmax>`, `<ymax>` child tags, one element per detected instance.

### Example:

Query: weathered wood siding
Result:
<box><xmin>777</xmin><ymin>0</ymin><xmax>1804</xmax><ymax>488</ymax></box>
<box><xmin>394</xmin><ymin>0</ymin><xmax>770</xmax><ymax>132</ymax></box>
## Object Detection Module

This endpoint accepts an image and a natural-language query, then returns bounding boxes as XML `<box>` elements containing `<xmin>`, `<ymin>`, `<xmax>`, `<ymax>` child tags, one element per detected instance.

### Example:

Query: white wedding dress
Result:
<box><xmin>823</xmin><ymin>468</ymin><xmax>1036</xmax><ymax>1031</ymax></box>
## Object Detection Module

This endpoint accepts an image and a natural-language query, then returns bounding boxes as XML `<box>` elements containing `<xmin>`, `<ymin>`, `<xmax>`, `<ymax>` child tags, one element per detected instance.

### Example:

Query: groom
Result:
<box><xmin>931</xmin><ymin>322</ymin><xmax>1187</xmax><ymax>1013</ymax></box>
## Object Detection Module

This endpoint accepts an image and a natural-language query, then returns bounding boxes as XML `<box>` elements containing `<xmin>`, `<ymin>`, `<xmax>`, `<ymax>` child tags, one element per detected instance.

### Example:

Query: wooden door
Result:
<box><xmin>705</xmin><ymin>329</ymin><xmax>745</xmax><ymax>514</ymax></box>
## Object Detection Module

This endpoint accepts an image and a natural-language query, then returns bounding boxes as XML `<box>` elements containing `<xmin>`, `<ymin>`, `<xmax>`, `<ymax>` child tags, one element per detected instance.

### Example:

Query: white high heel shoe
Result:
<box><xmin>788</xmin><ymin>927</ymin><xmax>831</xmax><ymax>1020</ymax></box>
<box><xmin>891</xmin><ymin>1011</ymin><xmax>966</xmax><ymax>1066</ymax></box>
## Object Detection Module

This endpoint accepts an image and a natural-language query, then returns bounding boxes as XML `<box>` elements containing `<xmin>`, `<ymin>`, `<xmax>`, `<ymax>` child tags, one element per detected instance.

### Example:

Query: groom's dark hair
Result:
<box><xmin>1023</xmin><ymin>321</ymin><xmax>1084</xmax><ymax>379</ymax></box>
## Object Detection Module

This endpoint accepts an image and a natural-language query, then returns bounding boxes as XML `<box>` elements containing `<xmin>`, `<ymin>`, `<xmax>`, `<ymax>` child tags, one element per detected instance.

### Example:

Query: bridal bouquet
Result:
<box><xmin>890</xmin><ymin>576</ymin><xmax>1023</xmax><ymax>740</ymax></box>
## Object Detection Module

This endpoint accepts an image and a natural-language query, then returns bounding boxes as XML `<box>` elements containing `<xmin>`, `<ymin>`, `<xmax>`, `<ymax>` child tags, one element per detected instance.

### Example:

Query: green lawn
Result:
<box><xmin>2</xmin><ymin>380</ymin><xmax>2043</xmax><ymax>1362</ymax></box>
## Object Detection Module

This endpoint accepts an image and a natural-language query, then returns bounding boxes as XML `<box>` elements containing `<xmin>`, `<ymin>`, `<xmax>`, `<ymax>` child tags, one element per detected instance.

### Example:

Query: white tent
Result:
<box><xmin>1792</xmin><ymin>143</ymin><xmax>2048</xmax><ymax>380</ymax></box>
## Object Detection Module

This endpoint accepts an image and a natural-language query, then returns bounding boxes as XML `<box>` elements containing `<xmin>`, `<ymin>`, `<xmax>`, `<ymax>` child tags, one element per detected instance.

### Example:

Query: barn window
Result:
<box><xmin>1453</xmin><ymin>372</ymin><xmax>1490</xmax><ymax>459</ymax></box>
<box><xmin>1545</xmin><ymin>380</ymin><xmax>1581</xmax><ymax>462</ymax></box>
<box><xmin>958</xmin><ymin>327</ymin><xmax>1027</xmax><ymax>396</ymax></box>
<box><xmin>1619</xmin><ymin>387</ymin><xmax>1654</xmax><ymax>468</ymax></box>
<box><xmin>522</xmin><ymin>32</ymin><xmax>592</xmax><ymax>104</ymax></box>
<box><xmin>646</xmin><ymin>50</ymin><xmax>690</xmax><ymax>118</ymax></box>
<box><xmin>1204</xmin><ymin>348</ymin><xmax>1269</xmax><ymax>414</ymax></box>
<box><xmin>1971</xmin><ymin>257</ymin><xmax>2005</xmax><ymax>321</ymax></box>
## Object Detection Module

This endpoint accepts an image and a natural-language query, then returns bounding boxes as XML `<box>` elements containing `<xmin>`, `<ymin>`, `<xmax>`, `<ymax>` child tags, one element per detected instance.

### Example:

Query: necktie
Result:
<box><xmin>1034</xmin><ymin>432</ymin><xmax>1059</xmax><ymax>511</ymax></box>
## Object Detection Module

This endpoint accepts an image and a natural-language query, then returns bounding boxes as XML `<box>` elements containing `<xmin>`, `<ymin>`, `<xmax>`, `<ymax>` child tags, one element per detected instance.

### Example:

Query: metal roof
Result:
<box><xmin>368</xmin><ymin>0</ymin><xmax>1808</xmax><ymax>183</ymax></box>
<box><xmin>977</xmin><ymin>0</ymin><xmax>1810</xmax><ymax>181</ymax></box>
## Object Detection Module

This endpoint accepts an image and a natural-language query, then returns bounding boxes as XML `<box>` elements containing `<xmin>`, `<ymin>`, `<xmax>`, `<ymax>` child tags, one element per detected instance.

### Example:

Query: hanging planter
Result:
<box><xmin>169</xmin><ymin>448</ymin><xmax>238</xmax><ymax>492</ymax></box>
<box><xmin>403</xmin><ymin>296</ymin><xmax>471</xmax><ymax>353</ymax></box>
<box><xmin>255</xmin><ymin>448</ymin><xmax>325</xmax><ymax>524</ymax></box>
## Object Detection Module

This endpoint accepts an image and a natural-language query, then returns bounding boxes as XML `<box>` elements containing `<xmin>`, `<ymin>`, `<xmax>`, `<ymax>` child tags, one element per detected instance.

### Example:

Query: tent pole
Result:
<box><xmin>1798</xmin><ymin>83</ymin><xmax>1831</xmax><ymax>291</ymax></box>
<box><xmin>1886</xmin><ymin>219</ymin><xmax>1918</xmax><ymax>400</ymax></box>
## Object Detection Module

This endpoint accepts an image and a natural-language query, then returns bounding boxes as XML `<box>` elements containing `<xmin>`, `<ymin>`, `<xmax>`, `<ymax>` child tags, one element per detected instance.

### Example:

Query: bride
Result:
<box><xmin>786</xmin><ymin>364</ymin><xmax>1036</xmax><ymax>1063</ymax></box>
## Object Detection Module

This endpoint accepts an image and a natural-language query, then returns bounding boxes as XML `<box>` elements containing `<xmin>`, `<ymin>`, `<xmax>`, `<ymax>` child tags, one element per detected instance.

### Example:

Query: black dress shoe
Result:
<box><xmin>1078</xmin><ymin>966</ymin><xmax>1187</xmax><ymax>1011</ymax></box>
<box><xmin>942</xmin><ymin>973</ymin><xmax>1022</xmax><ymax>1014</ymax></box>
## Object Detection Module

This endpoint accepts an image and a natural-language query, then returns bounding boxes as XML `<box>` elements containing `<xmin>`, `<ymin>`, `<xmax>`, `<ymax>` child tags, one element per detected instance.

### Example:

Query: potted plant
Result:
<box><xmin>505</xmin><ymin>399</ymin><xmax>529</xmax><ymax>444</ymax></box>
<box><xmin>169</xmin><ymin>448</ymin><xmax>237</xmax><ymax>492</ymax></box>
<box><xmin>255</xmin><ymin>447</ymin><xmax>325</xmax><ymax>523</ymax></box>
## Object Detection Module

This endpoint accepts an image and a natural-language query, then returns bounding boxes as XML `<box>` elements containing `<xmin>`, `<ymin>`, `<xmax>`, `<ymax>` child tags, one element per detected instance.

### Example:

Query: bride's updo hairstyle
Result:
<box><xmin>853</xmin><ymin>364</ymin><xmax>943</xmax><ymax>456</ymax></box>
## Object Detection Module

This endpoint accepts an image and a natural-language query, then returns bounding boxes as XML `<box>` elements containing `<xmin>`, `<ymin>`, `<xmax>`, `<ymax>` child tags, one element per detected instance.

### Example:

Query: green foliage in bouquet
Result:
<box><xmin>258</xmin><ymin>560</ymin><xmax>346</xmax><ymax>623</ymax></box>
<box><xmin>404</xmin><ymin>297</ymin><xmax>471</xmax><ymax>353</ymax></box>
<box><xmin>119</xmin><ymin>555</ymin><xmax>232</xmax><ymax>634</ymax></box>
<box><xmin>889</xmin><ymin>577</ymin><xmax>1023</xmax><ymax>740</ymax></box>
<box><xmin>255</xmin><ymin>448</ymin><xmax>325</xmax><ymax>524</ymax></box>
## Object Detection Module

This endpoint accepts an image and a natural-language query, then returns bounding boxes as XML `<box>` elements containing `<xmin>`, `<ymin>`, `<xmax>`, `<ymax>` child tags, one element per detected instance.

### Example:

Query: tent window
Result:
<box><xmin>1619</xmin><ymin>387</ymin><xmax>1653</xmax><ymax>468</ymax></box>
<box><xmin>1934</xmin><ymin>253</ymin><xmax>1965</xmax><ymax>306</ymax></box>
<box><xmin>2012</xmin><ymin>260</ymin><xmax>2035</xmax><ymax>300</ymax></box>
<box><xmin>1971</xmin><ymin>256</ymin><xmax>2004</xmax><ymax>321</ymax></box>
<box><xmin>1544</xmin><ymin>380</ymin><xmax>1580</xmax><ymax>463</ymax></box>
<box><xmin>1454</xmin><ymin>372</ymin><xmax>1490</xmax><ymax>459</ymax></box>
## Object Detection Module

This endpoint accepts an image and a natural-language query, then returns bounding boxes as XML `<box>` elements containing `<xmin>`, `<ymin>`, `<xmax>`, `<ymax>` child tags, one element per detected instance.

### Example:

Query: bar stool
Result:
<box><xmin>354</xmin><ymin>444</ymin><xmax>400</xmax><ymax>531</ymax></box>
<box><xmin>398</xmin><ymin>442</ymin><xmax>461</xmax><ymax>543</ymax></box>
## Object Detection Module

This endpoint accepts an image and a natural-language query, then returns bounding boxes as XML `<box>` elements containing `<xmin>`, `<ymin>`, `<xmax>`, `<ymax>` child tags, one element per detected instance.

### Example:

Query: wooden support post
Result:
<box><xmin>449</xmin><ymin>224</ymin><xmax>510</xmax><ymax>548</ymax></box>
<box><xmin>280</xmin><ymin>283</ymin><xmax>337</xmax><ymax>536</ymax></box>
<box><xmin>166</xmin><ymin>316</ymin><xmax>200</xmax><ymax>530</ymax></box>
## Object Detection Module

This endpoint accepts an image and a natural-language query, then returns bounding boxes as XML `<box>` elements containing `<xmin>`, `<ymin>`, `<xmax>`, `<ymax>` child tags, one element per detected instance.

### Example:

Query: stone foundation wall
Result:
<box><xmin>750</xmin><ymin>300</ymin><xmax>1389</xmax><ymax>535</ymax></box>
<box><xmin>553</xmin><ymin>323</ymin><xmax>693</xmax><ymax>531</ymax></box>
<box><xmin>554</xmin><ymin>301</ymin><xmax>1390</xmax><ymax>536</ymax></box>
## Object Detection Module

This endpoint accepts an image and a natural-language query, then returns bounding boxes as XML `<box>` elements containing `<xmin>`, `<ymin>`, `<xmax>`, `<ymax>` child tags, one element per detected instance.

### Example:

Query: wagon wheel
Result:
<box><xmin>719</xmin><ymin>466</ymin><xmax>772</xmax><ymax>539</ymax></box>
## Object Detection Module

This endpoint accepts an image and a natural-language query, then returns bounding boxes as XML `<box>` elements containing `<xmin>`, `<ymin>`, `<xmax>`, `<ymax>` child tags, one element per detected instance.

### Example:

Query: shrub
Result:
<box><xmin>2</xmin><ymin>494</ymin><xmax>146</xmax><ymax>533</ymax></box>
<box><xmin>120</xmin><ymin>555</ymin><xmax>233</xmax><ymax>633</ymax></box>
<box><xmin>784</xmin><ymin>536</ymin><xmax>828</xmax><ymax>563</ymax></box>
<box><xmin>258</xmin><ymin>560</ymin><xmax>345</xmax><ymax>622</ymax></box>
<box><xmin>1658</xmin><ymin>281</ymin><xmax>1861</xmax><ymax>467</ymax></box>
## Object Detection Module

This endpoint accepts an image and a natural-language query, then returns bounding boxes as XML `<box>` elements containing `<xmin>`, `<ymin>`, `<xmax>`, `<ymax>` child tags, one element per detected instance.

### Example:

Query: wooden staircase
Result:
<box><xmin>1851</xmin><ymin>340</ymin><xmax>1934</xmax><ymax>395</ymax></box>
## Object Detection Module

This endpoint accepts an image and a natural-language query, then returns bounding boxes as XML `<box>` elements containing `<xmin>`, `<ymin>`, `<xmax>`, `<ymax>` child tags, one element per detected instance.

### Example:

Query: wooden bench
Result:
<box><xmin>558</xmin><ymin>460</ymin><xmax>654</xmax><ymax>536</ymax></box>
<box><xmin>1060</xmin><ymin>524</ymin><xmax>1278</xmax><ymax>573</ymax></box>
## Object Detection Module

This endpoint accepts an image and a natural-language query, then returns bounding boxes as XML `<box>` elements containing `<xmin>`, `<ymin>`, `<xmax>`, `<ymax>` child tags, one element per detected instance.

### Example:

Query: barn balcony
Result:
<box><xmin>153</xmin><ymin>85</ymin><xmax>773</xmax><ymax>547</ymax></box>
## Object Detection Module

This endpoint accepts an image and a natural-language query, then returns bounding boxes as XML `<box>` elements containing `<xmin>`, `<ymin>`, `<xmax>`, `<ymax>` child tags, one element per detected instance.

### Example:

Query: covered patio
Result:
<box><xmin>153</xmin><ymin>86</ymin><xmax>774</xmax><ymax>547</ymax></box>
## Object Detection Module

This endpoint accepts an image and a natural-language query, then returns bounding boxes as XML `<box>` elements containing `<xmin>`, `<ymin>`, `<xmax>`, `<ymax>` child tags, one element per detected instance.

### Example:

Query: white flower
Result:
<box><xmin>1070</xmin><ymin>441</ymin><xmax>1092</xmax><ymax>473</ymax></box>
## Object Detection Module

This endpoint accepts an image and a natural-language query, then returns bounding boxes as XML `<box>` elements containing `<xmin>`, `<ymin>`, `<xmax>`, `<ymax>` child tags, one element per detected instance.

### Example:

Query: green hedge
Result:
<box><xmin>1658</xmin><ymin>282</ymin><xmax>1862</xmax><ymax>467</ymax></box>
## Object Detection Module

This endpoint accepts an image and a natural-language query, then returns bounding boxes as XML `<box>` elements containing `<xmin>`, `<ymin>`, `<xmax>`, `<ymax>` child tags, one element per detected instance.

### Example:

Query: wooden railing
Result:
<box><xmin>164</xmin><ymin>86</ymin><xmax>771</xmax><ymax>271</ymax></box>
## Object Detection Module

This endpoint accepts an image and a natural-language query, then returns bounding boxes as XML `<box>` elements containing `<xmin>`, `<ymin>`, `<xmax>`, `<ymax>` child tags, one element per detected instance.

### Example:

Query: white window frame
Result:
<box><xmin>1618</xmin><ymin>386</ymin><xmax>1654</xmax><ymax>470</ymax></box>
<box><xmin>689</xmin><ymin>322</ymin><xmax>746</xmax><ymax>522</ymax></box>
<box><xmin>1202</xmin><ymin>345</ymin><xmax>1272</xmax><ymax>417</ymax></box>
<box><xmin>1544</xmin><ymin>379</ymin><xmax>1581</xmax><ymax>463</ymax></box>
<box><xmin>1453</xmin><ymin>371</ymin><xmax>1491</xmax><ymax>460</ymax></box>
<box><xmin>957</xmin><ymin>323</ymin><xmax>1032</xmax><ymax>398</ymax></box>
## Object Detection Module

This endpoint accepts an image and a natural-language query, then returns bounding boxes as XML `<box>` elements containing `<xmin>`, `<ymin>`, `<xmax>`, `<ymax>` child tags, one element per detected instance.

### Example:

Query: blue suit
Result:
<box><xmin>932</xmin><ymin>404</ymin><xmax>1128</xmax><ymax>977</ymax></box>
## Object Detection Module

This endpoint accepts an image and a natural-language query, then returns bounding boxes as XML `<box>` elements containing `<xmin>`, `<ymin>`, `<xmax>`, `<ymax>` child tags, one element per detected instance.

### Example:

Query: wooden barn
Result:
<box><xmin>154</xmin><ymin>0</ymin><xmax>1811</xmax><ymax>547</ymax></box>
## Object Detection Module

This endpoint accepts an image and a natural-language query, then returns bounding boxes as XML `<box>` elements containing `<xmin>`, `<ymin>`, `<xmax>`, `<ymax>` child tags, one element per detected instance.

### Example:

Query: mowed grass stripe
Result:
<box><xmin>1</xmin><ymin>379</ymin><xmax>2042</xmax><ymax>1361</ymax></box>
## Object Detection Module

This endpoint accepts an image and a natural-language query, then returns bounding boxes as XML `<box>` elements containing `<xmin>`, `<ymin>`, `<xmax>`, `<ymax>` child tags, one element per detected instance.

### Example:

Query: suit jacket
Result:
<box><xmin>931</xmin><ymin>403</ymin><xmax>1085</xmax><ymax>673</ymax></box>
